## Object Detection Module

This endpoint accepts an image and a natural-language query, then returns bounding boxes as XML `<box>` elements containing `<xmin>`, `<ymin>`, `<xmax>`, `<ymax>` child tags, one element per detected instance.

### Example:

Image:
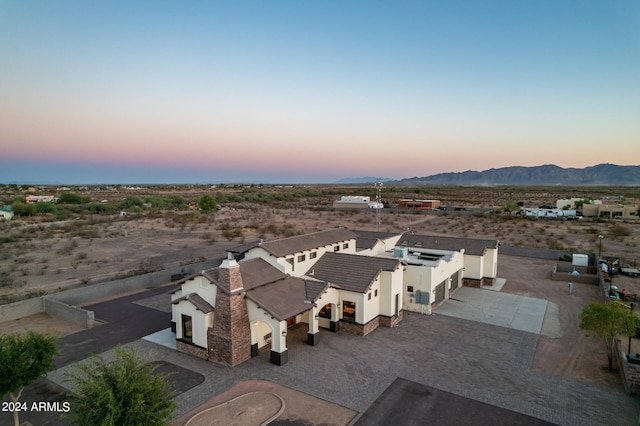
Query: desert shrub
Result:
<box><xmin>120</xmin><ymin>196</ymin><xmax>143</xmax><ymax>209</ymax></box>
<box><xmin>609</xmin><ymin>223</ymin><xmax>631</xmax><ymax>239</ymax></box>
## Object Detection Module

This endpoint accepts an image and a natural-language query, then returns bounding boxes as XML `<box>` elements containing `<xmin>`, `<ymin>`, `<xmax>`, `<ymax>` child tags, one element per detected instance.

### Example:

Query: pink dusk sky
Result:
<box><xmin>1</xmin><ymin>1</ymin><xmax>639</xmax><ymax>184</ymax></box>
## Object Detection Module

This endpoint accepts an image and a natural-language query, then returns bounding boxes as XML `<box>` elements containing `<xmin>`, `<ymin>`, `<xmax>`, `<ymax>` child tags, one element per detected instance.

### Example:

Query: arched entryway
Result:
<box><xmin>250</xmin><ymin>320</ymin><xmax>274</xmax><ymax>357</ymax></box>
<box><xmin>317</xmin><ymin>302</ymin><xmax>340</xmax><ymax>332</ymax></box>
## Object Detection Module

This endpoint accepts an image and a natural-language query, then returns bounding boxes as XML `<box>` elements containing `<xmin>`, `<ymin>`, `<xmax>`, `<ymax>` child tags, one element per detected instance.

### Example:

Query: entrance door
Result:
<box><xmin>287</xmin><ymin>317</ymin><xmax>297</xmax><ymax>328</ymax></box>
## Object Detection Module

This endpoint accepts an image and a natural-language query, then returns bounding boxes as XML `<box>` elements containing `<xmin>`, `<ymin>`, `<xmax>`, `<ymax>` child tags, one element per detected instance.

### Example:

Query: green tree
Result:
<box><xmin>11</xmin><ymin>201</ymin><xmax>35</xmax><ymax>216</ymax></box>
<box><xmin>59</xmin><ymin>193</ymin><xmax>83</xmax><ymax>204</ymax></box>
<box><xmin>0</xmin><ymin>332</ymin><xmax>57</xmax><ymax>426</ymax></box>
<box><xmin>198</xmin><ymin>194</ymin><xmax>217</xmax><ymax>212</ymax></box>
<box><xmin>580</xmin><ymin>301</ymin><xmax>638</xmax><ymax>372</ymax></box>
<box><xmin>65</xmin><ymin>347</ymin><xmax>175</xmax><ymax>426</ymax></box>
<box><xmin>504</xmin><ymin>201</ymin><xmax>520</xmax><ymax>212</ymax></box>
<box><xmin>120</xmin><ymin>196</ymin><xmax>143</xmax><ymax>209</ymax></box>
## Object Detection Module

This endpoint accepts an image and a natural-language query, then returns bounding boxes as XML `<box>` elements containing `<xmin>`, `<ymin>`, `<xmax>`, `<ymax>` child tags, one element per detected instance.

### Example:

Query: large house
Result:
<box><xmin>171</xmin><ymin>229</ymin><xmax>499</xmax><ymax>366</ymax></box>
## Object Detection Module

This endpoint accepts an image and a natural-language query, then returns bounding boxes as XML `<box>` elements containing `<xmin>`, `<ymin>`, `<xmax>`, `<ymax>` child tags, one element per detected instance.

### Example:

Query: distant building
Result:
<box><xmin>0</xmin><ymin>206</ymin><xmax>14</xmax><ymax>221</ymax></box>
<box><xmin>582</xmin><ymin>204</ymin><xmax>639</xmax><ymax>220</ymax></box>
<box><xmin>333</xmin><ymin>196</ymin><xmax>382</xmax><ymax>209</ymax></box>
<box><xmin>396</xmin><ymin>199</ymin><xmax>441</xmax><ymax>210</ymax></box>
<box><xmin>25</xmin><ymin>195</ymin><xmax>56</xmax><ymax>204</ymax></box>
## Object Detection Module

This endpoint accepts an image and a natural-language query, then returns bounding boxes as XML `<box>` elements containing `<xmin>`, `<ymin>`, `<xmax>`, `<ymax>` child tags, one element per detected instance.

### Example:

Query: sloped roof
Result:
<box><xmin>237</xmin><ymin>258</ymin><xmax>287</xmax><ymax>289</ymax></box>
<box><xmin>172</xmin><ymin>293</ymin><xmax>214</xmax><ymax>314</ymax></box>
<box><xmin>257</xmin><ymin>229</ymin><xmax>357</xmax><ymax>257</ymax></box>
<box><xmin>307</xmin><ymin>252</ymin><xmax>400</xmax><ymax>293</ymax></box>
<box><xmin>397</xmin><ymin>233</ymin><xmax>499</xmax><ymax>256</ymax></box>
<box><xmin>200</xmin><ymin>258</ymin><xmax>286</xmax><ymax>290</ymax></box>
<box><xmin>245</xmin><ymin>277</ymin><xmax>323</xmax><ymax>321</ymax></box>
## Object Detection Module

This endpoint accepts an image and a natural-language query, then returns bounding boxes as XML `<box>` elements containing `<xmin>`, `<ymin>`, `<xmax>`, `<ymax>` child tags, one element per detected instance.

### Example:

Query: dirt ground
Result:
<box><xmin>2</xmin><ymin>202</ymin><xmax>639</xmax><ymax>303</ymax></box>
<box><xmin>498</xmin><ymin>255</ymin><xmax>623</xmax><ymax>389</ymax></box>
<box><xmin>1</xmin><ymin>187</ymin><xmax>639</xmax><ymax>391</ymax></box>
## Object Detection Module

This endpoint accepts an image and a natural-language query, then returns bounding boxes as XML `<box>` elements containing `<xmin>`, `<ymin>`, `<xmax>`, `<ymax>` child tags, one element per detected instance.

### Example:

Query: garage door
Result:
<box><xmin>435</xmin><ymin>282</ymin><xmax>445</xmax><ymax>304</ymax></box>
<box><xmin>450</xmin><ymin>271</ymin><xmax>459</xmax><ymax>291</ymax></box>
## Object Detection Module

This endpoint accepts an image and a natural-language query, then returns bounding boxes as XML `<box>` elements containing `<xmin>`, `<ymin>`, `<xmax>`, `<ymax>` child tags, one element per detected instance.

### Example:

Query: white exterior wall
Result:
<box><xmin>401</xmin><ymin>251</ymin><xmax>463</xmax><ymax>314</ymax></box>
<box><xmin>462</xmin><ymin>255</ymin><xmax>483</xmax><ymax>280</ymax></box>
<box><xmin>174</xmin><ymin>301</ymin><xmax>212</xmax><ymax>348</ymax></box>
<box><xmin>362</xmin><ymin>279</ymin><xmax>381</xmax><ymax>324</ymax></box>
<box><xmin>171</xmin><ymin>275</ymin><xmax>218</xmax><ymax>342</ymax></box>
<box><xmin>243</xmin><ymin>238</ymin><xmax>357</xmax><ymax>277</ymax></box>
<box><xmin>378</xmin><ymin>268</ymin><xmax>403</xmax><ymax>317</ymax></box>
<box><xmin>403</xmin><ymin>264</ymin><xmax>434</xmax><ymax>314</ymax></box>
<box><xmin>482</xmin><ymin>248</ymin><xmax>498</xmax><ymax>279</ymax></box>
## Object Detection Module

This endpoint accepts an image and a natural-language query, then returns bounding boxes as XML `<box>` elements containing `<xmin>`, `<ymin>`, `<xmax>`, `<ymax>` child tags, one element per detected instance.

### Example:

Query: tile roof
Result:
<box><xmin>200</xmin><ymin>258</ymin><xmax>286</xmax><ymax>290</ymax></box>
<box><xmin>306</xmin><ymin>252</ymin><xmax>400</xmax><ymax>293</ymax></box>
<box><xmin>237</xmin><ymin>258</ymin><xmax>287</xmax><ymax>289</ymax></box>
<box><xmin>172</xmin><ymin>293</ymin><xmax>214</xmax><ymax>314</ymax></box>
<box><xmin>352</xmin><ymin>230</ymin><xmax>401</xmax><ymax>250</ymax></box>
<box><xmin>258</xmin><ymin>228</ymin><xmax>357</xmax><ymax>257</ymax></box>
<box><xmin>245</xmin><ymin>277</ymin><xmax>321</xmax><ymax>321</ymax></box>
<box><xmin>397</xmin><ymin>233</ymin><xmax>499</xmax><ymax>256</ymax></box>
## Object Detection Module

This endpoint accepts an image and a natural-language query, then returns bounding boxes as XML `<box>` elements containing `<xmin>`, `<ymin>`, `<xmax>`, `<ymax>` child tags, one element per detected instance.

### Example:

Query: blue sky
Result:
<box><xmin>1</xmin><ymin>1</ymin><xmax>639</xmax><ymax>184</ymax></box>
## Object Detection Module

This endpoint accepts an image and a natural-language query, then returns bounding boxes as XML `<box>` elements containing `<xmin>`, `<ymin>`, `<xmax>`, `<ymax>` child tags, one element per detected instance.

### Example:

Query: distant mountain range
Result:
<box><xmin>392</xmin><ymin>164</ymin><xmax>640</xmax><ymax>186</ymax></box>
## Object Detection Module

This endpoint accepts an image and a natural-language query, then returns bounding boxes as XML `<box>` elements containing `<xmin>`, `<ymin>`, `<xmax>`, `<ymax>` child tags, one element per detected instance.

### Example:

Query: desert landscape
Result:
<box><xmin>1</xmin><ymin>184</ymin><xmax>639</xmax><ymax>303</ymax></box>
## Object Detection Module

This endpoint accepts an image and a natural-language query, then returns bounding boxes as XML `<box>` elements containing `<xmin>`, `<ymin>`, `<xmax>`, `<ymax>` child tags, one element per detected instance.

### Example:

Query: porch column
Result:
<box><xmin>307</xmin><ymin>309</ymin><xmax>319</xmax><ymax>346</ymax></box>
<box><xmin>270</xmin><ymin>320</ymin><xmax>288</xmax><ymax>366</ymax></box>
<box><xmin>330</xmin><ymin>302</ymin><xmax>340</xmax><ymax>332</ymax></box>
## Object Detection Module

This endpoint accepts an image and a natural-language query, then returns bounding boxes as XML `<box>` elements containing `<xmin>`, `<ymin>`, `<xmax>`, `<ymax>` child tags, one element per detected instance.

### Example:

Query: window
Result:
<box><xmin>375</xmin><ymin>289</ymin><xmax>378</xmax><ymax>297</ymax></box>
<box><xmin>181</xmin><ymin>314</ymin><xmax>193</xmax><ymax>342</ymax></box>
<box><xmin>319</xmin><ymin>304</ymin><xmax>332</xmax><ymax>319</ymax></box>
<box><xmin>310</xmin><ymin>251</ymin><xmax>317</xmax><ymax>259</ymax></box>
<box><xmin>298</xmin><ymin>254</ymin><xmax>306</xmax><ymax>262</ymax></box>
<box><xmin>407</xmin><ymin>285</ymin><xmax>414</xmax><ymax>293</ymax></box>
<box><xmin>401</xmin><ymin>240</ymin><xmax>408</xmax><ymax>246</ymax></box>
<box><xmin>343</xmin><ymin>243</ymin><xmax>349</xmax><ymax>249</ymax></box>
<box><xmin>415</xmin><ymin>241</ymin><xmax>423</xmax><ymax>247</ymax></box>
<box><xmin>343</xmin><ymin>301</ymin><xmax>356</xmax><ymax>321</ymax></box>
<box><xmin>368</xmin><ymin>292</ymin><xmax>372</xmax><ymax>300</ymax></box>
<box><xmin>334</xmin><ymin>245</ymin><xmax>340</xmax><ymax>252</ymax></box>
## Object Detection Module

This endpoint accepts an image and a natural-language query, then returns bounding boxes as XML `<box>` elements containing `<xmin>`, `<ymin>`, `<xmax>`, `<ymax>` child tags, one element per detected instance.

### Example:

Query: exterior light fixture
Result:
<box><xmin>598</xmin><ymin>235</ymin><xmax>604</xmax><ymax>259</ymax></box>
<box><xmin>282</xmin><ymin>331</ymin><xmax>287</xmax><ymax>336</ymax></box>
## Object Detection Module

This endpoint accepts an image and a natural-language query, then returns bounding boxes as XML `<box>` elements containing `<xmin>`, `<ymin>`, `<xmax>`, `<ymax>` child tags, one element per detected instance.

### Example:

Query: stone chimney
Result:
<box><xmin>207</xmin><ymin>253</ymin><xmax>251</xmax><ymax>366</ymax></box>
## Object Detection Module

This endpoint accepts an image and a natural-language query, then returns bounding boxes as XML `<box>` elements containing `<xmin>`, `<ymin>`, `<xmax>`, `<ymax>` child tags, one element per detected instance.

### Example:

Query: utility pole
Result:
<box><xmin>598</xmin><ymin>235</ymin><xmax>604</xmax><ymax>259</ymax></box>
<box><xmin>375</xmin><ymin>178</ymin><xmax>383</xmax><ymax>232</ymax></box>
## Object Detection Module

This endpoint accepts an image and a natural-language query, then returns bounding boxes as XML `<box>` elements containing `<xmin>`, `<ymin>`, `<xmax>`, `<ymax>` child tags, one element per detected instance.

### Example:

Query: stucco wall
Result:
<box><xmin>0</xmin><ymin>297</ymin><xmax>44</xmax><ymax>322</ymax></box>
<box><xmin>48</xmin><ymin>258</ymin><xmax>219</xmax><ymax>305</ymax></box>
<box><xmin>44</xmin><ymin>298</ymin><xmax>94</xmax><ymax>328</ymax></box>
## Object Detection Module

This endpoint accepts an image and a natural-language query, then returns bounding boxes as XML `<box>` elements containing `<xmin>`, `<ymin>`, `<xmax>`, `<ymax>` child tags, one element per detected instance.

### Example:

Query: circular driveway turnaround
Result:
<box><xmin>185</xmin><ymin>392</ymin><xmax>284</xmax><ymax>426</ymax></box>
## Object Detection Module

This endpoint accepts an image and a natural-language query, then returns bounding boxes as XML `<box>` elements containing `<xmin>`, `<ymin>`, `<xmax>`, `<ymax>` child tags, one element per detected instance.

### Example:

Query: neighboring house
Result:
<box><xmin>0</xmin><ymin>206</ymin><xmax>14</xmax><ymax>221</ymax></box>
<box><xmin>25</xmin><ymin>195</ymin><xmax>56</xmax><ymax>204</ymax></box>
<box><xmin>171</xmin><ymin>229</ymin><xmax>499</xmax><ymax>367</ymax></box>
<box><xmin>583</xmin><ymin>204</ymin><xmax>638</xmax><ymax>220</ymax></box>
<box><xmin>396</xmin><ymin>199</ymin><xmax>441</xmax><ymax>210</ymax></box>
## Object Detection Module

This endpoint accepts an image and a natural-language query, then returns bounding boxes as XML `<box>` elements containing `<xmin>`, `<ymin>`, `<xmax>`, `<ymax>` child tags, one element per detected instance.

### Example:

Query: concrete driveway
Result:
<box><xmin>437</xmin><ymin>286</ymin><xmax>548</xmax><ymax>334</ymax></box>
